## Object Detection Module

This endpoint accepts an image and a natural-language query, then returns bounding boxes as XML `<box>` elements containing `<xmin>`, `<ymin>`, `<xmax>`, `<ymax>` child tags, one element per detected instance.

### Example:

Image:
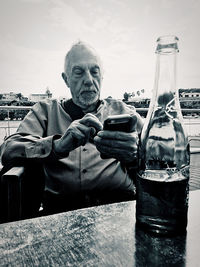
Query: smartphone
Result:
<box><xmin>103</xmin><ymin>114</ymin><xmax>132</xmax><ymax>132</ymax></box>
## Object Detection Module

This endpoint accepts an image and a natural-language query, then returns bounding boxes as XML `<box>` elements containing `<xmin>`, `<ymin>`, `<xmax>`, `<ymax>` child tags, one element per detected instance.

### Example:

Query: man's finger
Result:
<box><xmin>97</xmin><ymin>130</ymin><xmax>138</xmax><ymax>141</ymax></box>
<box><xmin>97</xmin><ymin>145</ymin><xmax>138</xmax><ymax>162</ymax></box>
<box><xmin>80</xmin><ymin>114</ymin><xmax>103</xmax><ymax>132</ymax></box>
<box><xmin>94</xmin><ymin>136</ymin><xmax>137</xmax><ymax>151</ymax></box>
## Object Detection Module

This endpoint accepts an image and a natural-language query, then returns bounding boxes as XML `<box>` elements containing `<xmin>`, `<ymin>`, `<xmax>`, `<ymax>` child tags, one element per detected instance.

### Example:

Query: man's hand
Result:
<box><xmin>94</xmin><ymin>115</ymin><xmax>139</xmax><ymax>164</ymax></box>
<box><xmin>53</xmin><ymin>113</ymin><xmax>103</xmax><ymax>158</ymax></box>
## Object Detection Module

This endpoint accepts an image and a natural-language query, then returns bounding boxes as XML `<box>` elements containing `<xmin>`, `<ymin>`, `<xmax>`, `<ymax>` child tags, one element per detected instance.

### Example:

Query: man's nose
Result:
<box><xmin>84</xmin><ymin>70</ymin><xmax>93</xmax><ymax>87</ymax></box>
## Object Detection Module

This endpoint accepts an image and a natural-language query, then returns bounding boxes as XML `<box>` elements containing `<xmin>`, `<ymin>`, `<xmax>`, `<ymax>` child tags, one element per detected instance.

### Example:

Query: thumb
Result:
<box><xmin>90</xmin><ymin>127</ymin><xmax>97</xmax><ymax>137</ymax></box>
<box><xmin>130</xmin><ymin>115</ymin><xmax>137</xmax><ymax>132</ymax></box>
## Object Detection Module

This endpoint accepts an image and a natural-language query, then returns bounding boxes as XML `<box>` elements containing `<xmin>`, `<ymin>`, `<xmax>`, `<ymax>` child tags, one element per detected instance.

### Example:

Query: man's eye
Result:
<box><xmin>74</xmin><ymin>70</ymin><xmax>83</xmax><ymax>75</ymax></box>
<box><xmin>73</xmin><ymin>68</ymin><xmax>83</xmax><ymax>75</ymax></box>
<box><xmin>91</xmin><ymin>69</ymin><xmax>99</xmax><ymax>76</ymax></box>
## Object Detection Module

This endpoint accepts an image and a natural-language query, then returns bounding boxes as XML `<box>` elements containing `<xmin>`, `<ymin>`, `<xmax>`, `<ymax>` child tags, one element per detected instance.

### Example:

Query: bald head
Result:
<box><xmin>64</xmin><ymin>41</ymin><xmax>103</xmax><ymax>77</ymax></box>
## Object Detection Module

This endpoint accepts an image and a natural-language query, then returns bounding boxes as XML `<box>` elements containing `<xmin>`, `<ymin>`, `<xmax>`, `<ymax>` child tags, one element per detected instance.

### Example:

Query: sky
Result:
<box><xmin>0</xmin><ymin>0</ymin><xmax>200</xmax><ymax>100</ymax></box>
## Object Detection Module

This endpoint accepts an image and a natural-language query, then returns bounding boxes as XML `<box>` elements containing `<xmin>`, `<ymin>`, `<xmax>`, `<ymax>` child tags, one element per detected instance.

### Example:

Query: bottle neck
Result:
<box><xmin>153</xmin><ymin>52</ymin><xmax>178</xmax><ymax>106</ymax></box>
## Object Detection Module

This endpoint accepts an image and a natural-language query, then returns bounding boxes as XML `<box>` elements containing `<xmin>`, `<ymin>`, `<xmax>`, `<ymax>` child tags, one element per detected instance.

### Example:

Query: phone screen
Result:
<box><xmin>103</xmin><ymin>114</ymin><xmax>132</xmax><ymax>132</ymax></box>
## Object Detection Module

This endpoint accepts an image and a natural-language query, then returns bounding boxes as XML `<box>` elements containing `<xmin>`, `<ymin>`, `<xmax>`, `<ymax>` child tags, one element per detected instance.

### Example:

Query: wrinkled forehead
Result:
<box><xmin>66</xmin><ymin>45</ymin><xmax>103</xmax><ymax>73</ymax></box>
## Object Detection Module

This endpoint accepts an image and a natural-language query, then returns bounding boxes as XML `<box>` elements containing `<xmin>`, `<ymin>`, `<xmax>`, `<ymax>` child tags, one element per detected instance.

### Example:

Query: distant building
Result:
<box><xmin>180</xmin><ymin>92</ymin><xmax>200</xmax><ymax>98</ymax></box>
<box><xmin>125</xmin><ymin>97</ymin><xmax>150</xmax><ymax>108</ymax></box>
<box><xmin>1</xmin><ymin>92</ymin><xmax>18</xmax><ymax>101</ymax></box>
<box><xmin>179</xmin><ymin>88</ymin><xmax>200</xmax><ymax>98</ymax></box>
<box><xmin>28</xmin><ymin>93</ymin><xmax>52</xmax><ymax>102</ymax></box>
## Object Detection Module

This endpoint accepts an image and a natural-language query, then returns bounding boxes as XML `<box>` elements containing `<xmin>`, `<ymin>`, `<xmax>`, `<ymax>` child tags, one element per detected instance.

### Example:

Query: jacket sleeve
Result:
<box><xmin>0</xmin><ymin>101</ymin><xmax>60</xmax><ymax>166</ymax></box>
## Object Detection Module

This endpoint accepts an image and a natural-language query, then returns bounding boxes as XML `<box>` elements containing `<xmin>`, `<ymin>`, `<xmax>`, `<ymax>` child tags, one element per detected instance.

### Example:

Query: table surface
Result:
<box><xmin>0</xmin><ymin>190</ymin><xmax>200</xmax><ymax>267</ymax></box>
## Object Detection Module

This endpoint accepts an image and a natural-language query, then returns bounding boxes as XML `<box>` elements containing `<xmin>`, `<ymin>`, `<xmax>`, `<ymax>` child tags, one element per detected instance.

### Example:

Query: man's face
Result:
<box><xmin>63</xmin><ymin>45</ymin><xmax>103</xmax><ymax>110</ymax></box>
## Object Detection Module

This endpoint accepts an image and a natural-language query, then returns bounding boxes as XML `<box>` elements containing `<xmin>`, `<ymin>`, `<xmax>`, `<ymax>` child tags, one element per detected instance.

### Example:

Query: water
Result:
<box><xmin>136</xmin><ymin>173</ymin><xmax>189</xmax><ymax>236</ymax></box>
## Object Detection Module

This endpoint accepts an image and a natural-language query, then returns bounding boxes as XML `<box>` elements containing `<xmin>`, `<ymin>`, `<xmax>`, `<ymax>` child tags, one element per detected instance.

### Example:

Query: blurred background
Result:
<box><xmin>0</xmin><ymin>0</ymin><xmax>200</xmax><ymax>100</ymax></box>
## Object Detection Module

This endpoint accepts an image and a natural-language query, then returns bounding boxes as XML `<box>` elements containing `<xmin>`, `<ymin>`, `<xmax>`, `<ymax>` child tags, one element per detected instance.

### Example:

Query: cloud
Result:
<box><xmin>47</xmin><ymin>0</ymin><xmax>92</xmax><ymax>35</ymax></box>
<box><xmin>0</xmin><ymin>38</ymin><xmax>66</xmax><ymax>95</ymax></box>
<box><xmin>19</xmin><ymin>0</ymin><xmax>44</xmax><ymax>2</ymax></box>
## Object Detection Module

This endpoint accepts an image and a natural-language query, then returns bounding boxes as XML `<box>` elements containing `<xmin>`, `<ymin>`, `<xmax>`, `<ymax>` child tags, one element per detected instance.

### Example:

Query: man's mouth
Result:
<box><xmin>81</xmin><ymin>90</ymin><xmax>96</xmax><ymax>96</ymax></box>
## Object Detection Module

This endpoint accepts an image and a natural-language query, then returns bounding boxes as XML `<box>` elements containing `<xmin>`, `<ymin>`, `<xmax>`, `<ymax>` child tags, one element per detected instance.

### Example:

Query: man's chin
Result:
<box><xmin>81</xmin><ymin>99</ymin><xmax>98</xmax><ymax>108</ymax></box>
<box><xmin>79</xmin><ymin>93</ymin><xmax>99</xmax><ymax>106</ymax></box>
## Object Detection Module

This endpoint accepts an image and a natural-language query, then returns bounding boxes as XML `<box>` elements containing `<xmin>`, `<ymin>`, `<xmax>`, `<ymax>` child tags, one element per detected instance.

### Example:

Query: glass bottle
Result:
<box><xmin>136</xmin><ymin>35</ymin><xmax>190</xmax><ymax>236</ymax></box>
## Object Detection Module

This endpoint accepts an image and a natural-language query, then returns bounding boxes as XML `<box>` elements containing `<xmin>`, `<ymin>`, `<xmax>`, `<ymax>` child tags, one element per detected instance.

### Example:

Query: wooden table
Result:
<box><xmin>0</xmin><ymin>190</ymin><xmax>200</xmax><ymax>267</ymax></box>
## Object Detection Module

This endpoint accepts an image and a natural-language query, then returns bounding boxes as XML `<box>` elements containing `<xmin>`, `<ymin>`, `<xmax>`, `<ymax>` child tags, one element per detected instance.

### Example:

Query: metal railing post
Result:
<box><xmin>7</xmin><ymin>109</ymin><xmax>10</xmax><ymax>136</ymax></box>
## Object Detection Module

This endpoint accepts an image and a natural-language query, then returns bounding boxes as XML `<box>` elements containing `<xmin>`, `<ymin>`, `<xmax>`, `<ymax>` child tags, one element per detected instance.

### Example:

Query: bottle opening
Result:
<box><xmin>156</xmin><ymin>35</ymin><xmax>179</xmax><ymax>54</ymax></box>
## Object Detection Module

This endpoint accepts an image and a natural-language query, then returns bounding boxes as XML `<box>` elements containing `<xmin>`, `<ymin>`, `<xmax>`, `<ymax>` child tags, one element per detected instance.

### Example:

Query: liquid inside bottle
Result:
<box><xmin>136</xmin><ymin>36</ymin><xmax>190</xmax><ymax>236</ymax></box>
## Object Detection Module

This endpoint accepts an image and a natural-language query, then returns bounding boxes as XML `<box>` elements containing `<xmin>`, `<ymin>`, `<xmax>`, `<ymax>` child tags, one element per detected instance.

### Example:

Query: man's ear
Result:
<box><xmin>62</xmin><ymin>72</ymin><xmax>69</xmax><ymax>87</ymax></box>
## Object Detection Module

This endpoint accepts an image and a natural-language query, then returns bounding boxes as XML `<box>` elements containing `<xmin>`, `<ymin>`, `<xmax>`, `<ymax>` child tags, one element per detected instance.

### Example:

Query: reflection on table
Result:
<box><xmin>0</xmin><ymin>190</ymin><xmax>200</xmax><ymax>266</ymax></box>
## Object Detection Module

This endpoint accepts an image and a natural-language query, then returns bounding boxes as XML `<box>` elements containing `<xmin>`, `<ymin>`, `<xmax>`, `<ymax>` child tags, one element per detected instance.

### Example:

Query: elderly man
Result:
<box><xmin>1</xmin><ymin>41</ymin><xmax>143</xmax><ymax>215</ymax></box>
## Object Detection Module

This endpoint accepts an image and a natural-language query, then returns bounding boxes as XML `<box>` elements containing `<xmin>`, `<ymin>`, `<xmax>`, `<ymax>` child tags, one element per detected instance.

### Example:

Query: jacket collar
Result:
<box><xmin>62</xmin><ymin>99</ymin><xmax>101</xmax><ymax>121</ymax></box>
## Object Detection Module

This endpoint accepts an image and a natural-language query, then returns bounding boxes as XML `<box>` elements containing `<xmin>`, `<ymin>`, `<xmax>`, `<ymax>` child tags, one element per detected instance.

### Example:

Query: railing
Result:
<box><xmin>135</xmin><ymin>107</ymin><xmax>200</xmax><ymax>115</ymax></box>
<box><xmin>0</xmin><ymin>106</ymin><xmax>31</xmax><ymax>140</ymax></box>
<box><xmin>0</xmin><ymin>106</ymin><xmax>200</xmax><ymax>144</ymax></box>
<box><xmin>1</xmin><ymin>106</ymin><xmax>200</xmax><ymax>113</ymax></box>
